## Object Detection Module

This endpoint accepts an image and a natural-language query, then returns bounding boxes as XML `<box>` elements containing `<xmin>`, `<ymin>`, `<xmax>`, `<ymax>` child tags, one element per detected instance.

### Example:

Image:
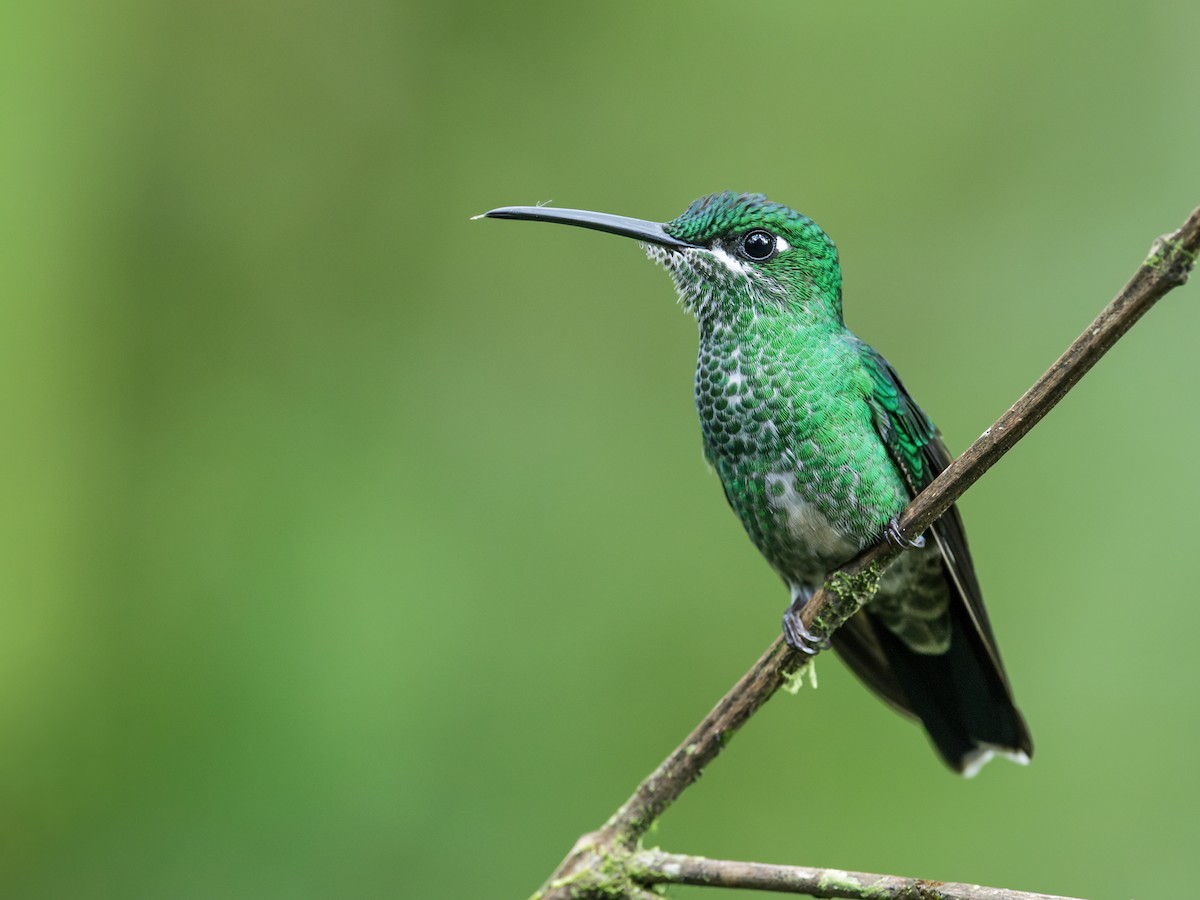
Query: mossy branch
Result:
<box><xmin>530</xmin><ymin>205</ymin><xmax>1200</xmax><ymax>900</ymax></box>
<box><xmin>630</xmin><ymin>851</ymin><xmax>1082</xmax><ymax>899</ymax></box>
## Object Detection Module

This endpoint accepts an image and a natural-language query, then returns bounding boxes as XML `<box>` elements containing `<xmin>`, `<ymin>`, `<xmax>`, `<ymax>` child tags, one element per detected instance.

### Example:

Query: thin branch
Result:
<box><xmin>631</xmin><ymin>850</ymin><xmax>1081</xmax><ymax>900</ymax></box>
<box><xmin>531</xmin><ymin>207</ymin><xmax>1200</xmax><ymax>900</ymax></box>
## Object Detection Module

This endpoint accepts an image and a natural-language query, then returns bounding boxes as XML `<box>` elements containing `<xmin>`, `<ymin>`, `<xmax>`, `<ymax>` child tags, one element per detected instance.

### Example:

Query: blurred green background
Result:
<box><xmin>3</xmin><ymin>2</ymin><xmax>1198</xmax><ymax>898</ymax></box>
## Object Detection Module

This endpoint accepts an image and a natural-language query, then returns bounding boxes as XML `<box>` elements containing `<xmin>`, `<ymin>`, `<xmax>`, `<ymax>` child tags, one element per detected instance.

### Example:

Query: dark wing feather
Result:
<box><xmin>830</xmin><ymin>613</ymin><xmax>917</xmax><ymax>719</ymax></box>
<box><xmin>832</xmin><ymin>339</ymin><xmax>1032</xmax><ymax>769</ymax></box>
<box><xmin>856</xmin><ymin>345</ymin><xmax>1011</xmax><ymax>681</ymax></box>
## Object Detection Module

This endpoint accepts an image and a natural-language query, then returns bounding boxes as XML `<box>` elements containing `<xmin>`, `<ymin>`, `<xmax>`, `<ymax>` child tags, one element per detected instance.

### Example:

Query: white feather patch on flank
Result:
<box><xmin>764</xmin><ymin>472</ymin><xmax>854</xmax><ymax>558</ymax></box>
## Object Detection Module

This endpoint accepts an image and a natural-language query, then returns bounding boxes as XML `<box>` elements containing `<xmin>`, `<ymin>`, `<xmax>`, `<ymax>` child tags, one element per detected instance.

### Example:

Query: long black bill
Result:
<box><xmin>474</xmin><ymin>205</ymin><xmax>697</xmax><ymax>249</ymax></box>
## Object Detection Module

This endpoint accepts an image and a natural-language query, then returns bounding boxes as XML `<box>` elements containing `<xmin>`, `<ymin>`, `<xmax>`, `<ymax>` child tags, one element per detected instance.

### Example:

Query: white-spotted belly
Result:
<box><xmin>764</xmin><ymin>471</ymin><xmax>857</xmax><ymax>559</ymax></box>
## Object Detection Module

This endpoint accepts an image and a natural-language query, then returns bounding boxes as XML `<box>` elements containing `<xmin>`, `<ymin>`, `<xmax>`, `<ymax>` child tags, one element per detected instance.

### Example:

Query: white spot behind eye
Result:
<box><xmin>775</xmin><ymin>236</ymin><xmax>791</xmax><ymax>253</ymax></box>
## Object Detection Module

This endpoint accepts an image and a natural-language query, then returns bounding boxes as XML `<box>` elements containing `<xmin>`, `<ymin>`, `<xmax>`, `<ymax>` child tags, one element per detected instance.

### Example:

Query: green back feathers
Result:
<box><xmin>855</xmin><ymin>339</ymin><xmax>938</xmax><ymax>497</ymax></box>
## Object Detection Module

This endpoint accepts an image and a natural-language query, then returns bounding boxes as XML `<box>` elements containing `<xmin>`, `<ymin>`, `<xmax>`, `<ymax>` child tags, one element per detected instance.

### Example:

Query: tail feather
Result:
<box><xmin>833</xmin><ymin>602</ymin><xmax>1033</xmax><ymax>775</ymax></box>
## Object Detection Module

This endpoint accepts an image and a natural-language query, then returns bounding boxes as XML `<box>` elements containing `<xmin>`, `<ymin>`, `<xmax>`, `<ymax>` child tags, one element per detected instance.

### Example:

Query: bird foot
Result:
<box><xmin>782</xmin><ymin>596</ymin><xmax>828</xmax><ymax>654</ymax></box>
<box><xmin>883</xmin><ymin>516</ymin><xmax>925</xmax><ymax>551</ymax></box>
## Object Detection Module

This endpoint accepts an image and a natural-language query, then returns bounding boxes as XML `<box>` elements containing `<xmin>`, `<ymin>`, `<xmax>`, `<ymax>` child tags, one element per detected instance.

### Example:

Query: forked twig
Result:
<box><xmin>531</xmin><ymin>206</ymin><xmax>1200</xmax><ymax>900</ymax></box>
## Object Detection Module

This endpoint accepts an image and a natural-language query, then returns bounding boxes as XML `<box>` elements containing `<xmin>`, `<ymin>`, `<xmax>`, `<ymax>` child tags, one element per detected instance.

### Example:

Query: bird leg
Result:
<box><xmin>883</xmin><ymin>516</ymin><xmax>925</xmax><ymax>551</ymax></box>
<box><xmin>781</xmin><ymin>588</ymin><xmax>827</xmax><ymax>654</ymax></box>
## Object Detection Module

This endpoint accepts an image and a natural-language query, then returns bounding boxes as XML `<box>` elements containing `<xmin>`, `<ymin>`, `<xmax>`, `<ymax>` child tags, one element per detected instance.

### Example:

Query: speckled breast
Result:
<box><xmin>694</xmin><ymin>322</ymin><xmax>909</xmax><ymax>590</ymax></box>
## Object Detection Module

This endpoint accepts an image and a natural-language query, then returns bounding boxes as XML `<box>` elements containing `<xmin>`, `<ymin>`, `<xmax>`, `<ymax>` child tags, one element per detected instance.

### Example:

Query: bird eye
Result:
<box><xmin>738</xmin><ymin>229</ymin><xmax>777</xmax><ymax>261</ymax></box>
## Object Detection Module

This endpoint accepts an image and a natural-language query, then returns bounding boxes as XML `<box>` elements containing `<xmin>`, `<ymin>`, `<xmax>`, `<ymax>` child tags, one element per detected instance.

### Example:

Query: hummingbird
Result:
<box><xmin>478</xmin><ymin>192</ymin><xmax>1032</xmax><ymax>775</ymax></box>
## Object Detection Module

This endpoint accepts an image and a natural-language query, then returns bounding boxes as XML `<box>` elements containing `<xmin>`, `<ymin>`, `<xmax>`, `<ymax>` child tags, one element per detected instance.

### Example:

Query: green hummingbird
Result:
<box><xmin>479</xmin><ymin>192</ymin><xmax>1032</xmax><ymax>775</ymax></box>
